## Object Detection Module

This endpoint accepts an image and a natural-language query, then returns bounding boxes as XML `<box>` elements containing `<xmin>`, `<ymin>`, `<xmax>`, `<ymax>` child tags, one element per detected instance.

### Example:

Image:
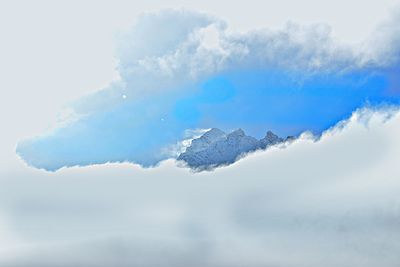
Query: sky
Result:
<box><xmin>1</xmin><ymin>0</ymin><xmax>400</xmax><ymax>266</ymax></box>
<box><xmin>9</xmin><ymin>3</ymin><xmax>400</xmax><ymax>170</ymax></box>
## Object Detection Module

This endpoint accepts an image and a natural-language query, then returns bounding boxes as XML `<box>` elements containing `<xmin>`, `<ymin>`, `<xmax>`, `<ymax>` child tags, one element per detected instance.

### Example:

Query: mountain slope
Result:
<box><xmin>178</xmin><ymin>128</ymin><xmax>287</xmax><ymax>169</ymax></box>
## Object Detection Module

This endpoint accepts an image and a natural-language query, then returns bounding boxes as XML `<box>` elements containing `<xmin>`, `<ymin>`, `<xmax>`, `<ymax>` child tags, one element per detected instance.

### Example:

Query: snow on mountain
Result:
<box><xmin>185</xmin><ymin>128</ymin><xmax>226</xmax><ymax>154</ymax></box>
<box><xmin>178</xmin><ymin>128</ymin><xmax>287</xmax><ymax>169</ymax></box>
<box><xmin>259</xmin><ymin>131</ymin><xmax>284</xmax><ymax>149</ymax></box>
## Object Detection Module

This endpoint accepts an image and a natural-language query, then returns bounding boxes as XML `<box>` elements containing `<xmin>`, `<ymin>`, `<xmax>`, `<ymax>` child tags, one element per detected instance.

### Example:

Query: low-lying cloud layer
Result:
<box><xmin>2</xmin><ymin>108</ymin><xmax>400</xmax><ymax>266</ymax></box>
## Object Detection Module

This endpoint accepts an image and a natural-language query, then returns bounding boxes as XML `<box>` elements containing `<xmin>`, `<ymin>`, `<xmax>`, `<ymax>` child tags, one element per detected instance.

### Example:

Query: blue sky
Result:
<box><xmin>17</xmin><ymin>66</ymin><xmax>400</xmax><ymax>171</ymax></box>
<box><xmin>175</xmin><ymin>68</ymin><xmax>396</xmax><ymax>136</ymax></box>
<box><xmin>16</xmin><ymin>10</ymin><xmax>400</xmax><ymax>171</ymax></box>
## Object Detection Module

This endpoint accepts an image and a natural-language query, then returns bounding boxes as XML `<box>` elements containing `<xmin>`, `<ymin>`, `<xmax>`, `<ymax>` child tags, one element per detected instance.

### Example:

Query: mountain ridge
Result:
<box><xmin>178</xmin><ymin>128</ymin><xmax>292</xmax><ymax>170</ymax></box>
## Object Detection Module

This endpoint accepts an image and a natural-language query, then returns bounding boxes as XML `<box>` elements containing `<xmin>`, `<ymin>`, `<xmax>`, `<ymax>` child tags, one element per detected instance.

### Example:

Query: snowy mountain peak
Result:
<box><xmin>227</xmin><ymin>128</ymin><xmax>245</xmax><ymax>138</ymax></box>
<box><xmin>259</xmin><ymin>130</ymin><xmax>283</xmax><ymax>149</ymax></box>
<box><xmin>178</xmin><ymin>128</ymin><xmax>287</xmax><ymax>170</ymax></box>
<box><xmin>203</xmin><ymin>128</ymin><xmax>226</xmax><ymax>140</ymax></box>
<box><xmin>185</xmin><ymin>128</ymin><xmax>226</xmax><ymax>154</ymax></box>
<box><xmin>265</xmin><ymin>130</ymin><xmax>277</xmax><ymax>139</ymax></box>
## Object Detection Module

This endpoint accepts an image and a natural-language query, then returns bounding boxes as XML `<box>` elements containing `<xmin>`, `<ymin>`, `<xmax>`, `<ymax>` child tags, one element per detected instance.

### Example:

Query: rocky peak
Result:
<box><xmin>185</xmin><ymin>128</ymin><xmax>226</xmax><ymax>154</ymax></box>
<box><xmin>203</xmin><ymin>128</ymin><xmax>226</xmax><ymax>140</ymax></box>
<box><xmin>259</xmin><ymin>130</ymin><xmax>282</xmax><ymax>146</ymax></box>
<box><xmin>227</xmin><ymin>128</ymin><xmax>246</xmax><ymax>139</ymax></box>
<box><xmin>178</xmin><ymin>127</ymin><xmax>287</xmax><ymax>170</ymax></box>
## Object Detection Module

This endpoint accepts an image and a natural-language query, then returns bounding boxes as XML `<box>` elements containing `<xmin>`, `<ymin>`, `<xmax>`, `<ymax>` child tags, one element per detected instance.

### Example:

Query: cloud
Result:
<box><xmin>16</xmin><ymin>9</ymin><xmax>400</xmax><ymax>171</ymax></box>
<box><xmin>3</xmin><ymin>107</ymin><xmax>400</xmax><ymax>266</ymax></box>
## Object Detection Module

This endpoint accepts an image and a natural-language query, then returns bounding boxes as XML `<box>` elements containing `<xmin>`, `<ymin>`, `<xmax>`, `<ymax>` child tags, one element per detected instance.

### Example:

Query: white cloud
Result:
<box><xmin>160</xmin><ymin>128</ymin><xmax>210</xmax><ymax>158</ymax></box>
<box><xmin>1</xmin><ymin>107</ymin><xmax>400</xmax><ymax>266</ymax></box>
<box><xmin>70</xmin><ymin>8</ymin><xmax>400</xmax><ymax>117</ymax></box>
<box><xmin>111</xmin><ymin>8</ymin><xmax>400</xmax><ymax>100</ymax></box>
<box><xmin>1</xmin><ymin>0</ymin><xmax>398</xmax><ymax>148</ymax></box>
